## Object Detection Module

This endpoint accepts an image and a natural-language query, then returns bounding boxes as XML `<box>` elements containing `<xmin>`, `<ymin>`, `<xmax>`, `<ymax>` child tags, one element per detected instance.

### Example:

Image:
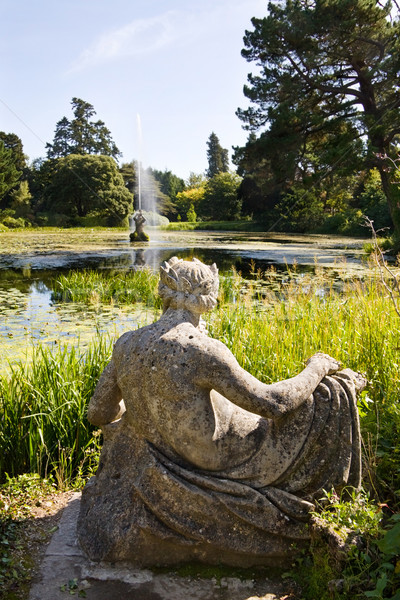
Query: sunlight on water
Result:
<box><xmin>0</xmin><ymin>284</ymin><xmax>156</xmax><ymax>374</ymax></box>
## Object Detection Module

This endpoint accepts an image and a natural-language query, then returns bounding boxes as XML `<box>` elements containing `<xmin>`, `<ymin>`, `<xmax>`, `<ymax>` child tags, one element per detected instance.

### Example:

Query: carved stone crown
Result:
<box><xmin>158</xmin><ymin>257</ymin><xmax>219</xmax><ymax>315</ymax></box>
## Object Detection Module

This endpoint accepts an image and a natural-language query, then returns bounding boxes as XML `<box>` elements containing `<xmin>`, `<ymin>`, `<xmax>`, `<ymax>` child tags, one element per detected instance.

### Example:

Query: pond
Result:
<box><xmin>0</xmin><ymin>229</ymin><xmax>369</xmax><ymax>372</ymax></box>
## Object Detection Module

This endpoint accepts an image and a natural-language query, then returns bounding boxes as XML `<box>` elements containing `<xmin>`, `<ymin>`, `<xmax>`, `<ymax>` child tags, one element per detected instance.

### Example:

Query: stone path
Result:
<box><xmin>28</xmin><ymin>493</ymin><xmax>298</xmax><ymax>600</ymax></box>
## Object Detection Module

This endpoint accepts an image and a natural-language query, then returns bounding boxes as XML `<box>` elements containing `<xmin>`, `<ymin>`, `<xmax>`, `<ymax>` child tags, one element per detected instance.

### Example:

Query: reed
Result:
<box><xmin>52</xmin><ymin>268</ymin><xmax>162</xmax><ymax>308</ymax></box>
<box><xmin>210</xmin><ymin>272</ymin><xmax>400</xmax><ymax>499</ymax></box>
<box><xmin>0</xmin><ymin>335</ymin><xmax>114</xmax><ymax>487</ymax></box>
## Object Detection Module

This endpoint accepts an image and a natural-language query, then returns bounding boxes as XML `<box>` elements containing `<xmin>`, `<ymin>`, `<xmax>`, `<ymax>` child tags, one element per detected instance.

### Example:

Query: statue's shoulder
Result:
<box><xmin>114</xmin><ymin>322</ymin><xmax>155</xmax><ymax>353</ymax></box>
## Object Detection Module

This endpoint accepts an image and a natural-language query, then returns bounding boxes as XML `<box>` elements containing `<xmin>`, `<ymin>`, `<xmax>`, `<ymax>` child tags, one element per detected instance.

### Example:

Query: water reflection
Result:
<box><xmin>0</xmin><ymin>231</ymin><xmax>368</xmax><ymax>372</ymax></box>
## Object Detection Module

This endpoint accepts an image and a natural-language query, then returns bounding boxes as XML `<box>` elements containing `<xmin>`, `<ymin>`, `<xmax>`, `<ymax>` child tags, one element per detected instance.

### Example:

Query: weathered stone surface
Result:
<box><xmin>78</xmin><ymin>257</ymin><xmax>365</xmax><ymax>567</ymax></box>
<box><xmin>129</xmin><ymin>210</ymin><xmax>149</xmax><ymax>242</ymax></box>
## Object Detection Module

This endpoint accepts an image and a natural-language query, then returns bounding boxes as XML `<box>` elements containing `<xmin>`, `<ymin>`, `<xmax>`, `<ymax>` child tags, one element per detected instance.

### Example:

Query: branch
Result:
<box><xmin>355</xmin><ymin>36</ymin><xmax>386</xmax><ymax>62</ymax></box>
<box><xmin>284</xmin><ymin>52</ymin><xmax>364</xmax><ymax>100</ymax></box>
<box><xmin>385</xmin><ymin>127</ymin><xmax>400</xmax><ymax>144</ymax></box>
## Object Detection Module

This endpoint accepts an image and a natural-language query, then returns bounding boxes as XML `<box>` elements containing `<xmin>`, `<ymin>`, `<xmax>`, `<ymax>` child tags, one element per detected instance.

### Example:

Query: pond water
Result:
<box><xmin>0</xmin><ymin>229</ymin><xmax>368</xmax><ymax>373</ymax></box>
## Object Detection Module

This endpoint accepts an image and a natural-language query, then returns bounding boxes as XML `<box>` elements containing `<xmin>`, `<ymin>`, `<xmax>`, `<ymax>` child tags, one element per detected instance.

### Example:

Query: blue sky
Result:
<box><xmin>1</xmin><ymin>0</ymin><xmax>266</xmax><ymax>180</ymax></box>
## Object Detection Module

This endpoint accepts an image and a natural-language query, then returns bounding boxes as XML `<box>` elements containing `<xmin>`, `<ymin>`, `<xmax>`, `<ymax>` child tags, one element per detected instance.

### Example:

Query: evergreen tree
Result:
<box><xmin>236</xmin><ymin>0</ymin><xmax>400</xmax><ymax>234</ymax></box>
<box><xmin>206</xmin><ymin>132</ymin><xmax>229</xmax><ymax>178</ymax></box>
<box><xmin>46</xmin><ymin>117</ymin><xmax>72</xmax><ymax>158</ymax></box>
<box><xmin>0</xmin><ymin>132</ymin><xmax>26</xmax><ymax>173</ymax></box>
<box><xmin>44</xmin><ymin>154</ymin><xmax>131</xmax><ymax>223</ymax></box>
<box><xmin>46</xmin><ymin>98</ymin><xmax>121</xmax><ymax>159</ymax></box>
<box><xmin>119</xmin><ymin>161</ymin><xmax>136</xmax><ymax>194</ymax></box>
<box><xmin>151</xmin><ymin>168</ymin><xmax>185</xmax><ymax>218</ymax></box>
<box><xmin>0</xmin><ymin>141</ymin><xmax>22</xmax><ymax>204</ymax></box>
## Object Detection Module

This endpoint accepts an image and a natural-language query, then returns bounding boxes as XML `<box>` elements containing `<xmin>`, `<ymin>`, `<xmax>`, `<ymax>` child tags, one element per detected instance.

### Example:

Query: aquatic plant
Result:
<box><xmin>0</xmin><ymin>336</ymin><xmax>113</xmax><ymax>487</ymax></box>
<box><xmin>52</xmin><ymin>268</ymin><xmax>162</xmax><ymax>308</ymax></box>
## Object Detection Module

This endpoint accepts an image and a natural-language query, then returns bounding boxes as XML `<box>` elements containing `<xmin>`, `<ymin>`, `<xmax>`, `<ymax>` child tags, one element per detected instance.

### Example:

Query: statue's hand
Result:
<box><xmin>306</xmin><ymin>352</ymin><xmax>341</xmax><ymax>376</ymax></box>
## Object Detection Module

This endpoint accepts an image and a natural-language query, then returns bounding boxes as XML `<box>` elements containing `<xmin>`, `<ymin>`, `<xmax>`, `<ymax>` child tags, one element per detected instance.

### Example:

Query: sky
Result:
<box><xmin>1</xmin><ymin>0</ymin><xmax>267</xmax><ymax>181</ymax></box>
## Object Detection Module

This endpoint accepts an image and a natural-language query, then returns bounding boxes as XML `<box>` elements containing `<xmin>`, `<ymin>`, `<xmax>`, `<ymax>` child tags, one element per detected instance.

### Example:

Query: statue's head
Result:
<box><xmin>158</xmin><ymin>257</ymin><xmax>219</xmax><ymax>315</ymax></box>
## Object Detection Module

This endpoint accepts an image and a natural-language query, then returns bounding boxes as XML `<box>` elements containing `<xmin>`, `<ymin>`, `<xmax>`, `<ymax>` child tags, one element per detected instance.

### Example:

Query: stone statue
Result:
<box><xmin>78</xmin><ymin>257</ymin><xmax>365</xmax><ymax>568</ymax></box>
<box><xmin>129</xmin><ymin>210</ymin><xmax>149</xmax><ymax>242</ymax></box>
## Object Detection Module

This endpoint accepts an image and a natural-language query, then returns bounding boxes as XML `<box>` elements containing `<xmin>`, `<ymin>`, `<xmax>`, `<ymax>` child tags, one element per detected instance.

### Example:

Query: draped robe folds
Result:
<box><xmin>78</xmin><ymin>314</ymin><xmax>363</xmax><ymax>568</ymax></box>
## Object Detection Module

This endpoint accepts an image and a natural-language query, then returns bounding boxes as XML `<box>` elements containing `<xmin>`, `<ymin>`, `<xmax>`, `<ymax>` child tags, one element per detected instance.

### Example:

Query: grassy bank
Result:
<box><xmin>1</xmin><ymin>266</ymin><xmax>400</xmax><ymax>598</ymax></box>
<box><xmin>162</xmin><ymin>220</ymin><xmax>264</xmax><ymax>231</ymax></box>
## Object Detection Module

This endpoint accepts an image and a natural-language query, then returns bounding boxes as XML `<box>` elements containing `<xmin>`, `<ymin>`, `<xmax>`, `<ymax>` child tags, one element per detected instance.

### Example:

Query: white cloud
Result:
<box><xmin>69</xmin><ymin>10</ymin><xmax>182</xmax><ymax>72</ymax></box>
<box><xmin>67</xmin><ymin>1</ymin><xmax>266</xmax><ymax>74</ymax></box>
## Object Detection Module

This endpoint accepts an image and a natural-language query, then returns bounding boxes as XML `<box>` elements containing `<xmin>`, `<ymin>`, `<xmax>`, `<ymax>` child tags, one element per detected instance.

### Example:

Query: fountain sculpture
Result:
<box><xmin>129</xmin><ymin>209</ymin><xmax>149</xmax><ymax>242</ymax></box>
<box><xmin>78</xmin><ymin>257</ymin><xmax>365</xmax><ymax>568</ymax></box>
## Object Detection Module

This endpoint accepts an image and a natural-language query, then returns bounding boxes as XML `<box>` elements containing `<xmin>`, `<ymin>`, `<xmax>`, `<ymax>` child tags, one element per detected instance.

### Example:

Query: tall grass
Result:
<box><xmin>0</xmin><ymin>336</ymin><xmax>114</xmax><ymax>487</ymax></box>
<box><xmin>52</xmin><ymin>268</ymin><xmax>162</xmax><ymax>308</ymax></box>
<box><xmin>210</xmin><ymin>271</ymin><xmax>400</xmax><ymax>501</ymax></box>
<box><xmin>1</xmin><ymin>266</ymin><xmax>399</xmax><ymax>501</ymax></box>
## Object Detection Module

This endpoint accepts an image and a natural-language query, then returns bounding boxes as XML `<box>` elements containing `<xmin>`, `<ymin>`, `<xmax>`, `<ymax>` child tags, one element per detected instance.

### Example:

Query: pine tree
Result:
<box><xmin>236</xmin><ymin>0</ymin><xmax>400</xmax><ymax>235</ymax></box>
<box><xmin>46</xmin><ymin>98</ymin><xmax>121</xmax><ymax>159</ymax></box>
<box><xmin>0</xmin><ymin>141</ymin><xmax>22</xmax><ymax>202</ymax></box>
<box><xmin>206</xmin><ymin>132</ymin><xmax>229</xmax><ymax>178</ymax></box>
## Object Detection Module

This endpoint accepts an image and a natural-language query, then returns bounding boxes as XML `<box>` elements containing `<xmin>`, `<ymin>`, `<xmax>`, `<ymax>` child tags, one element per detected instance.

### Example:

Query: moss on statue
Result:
<box><xmin>129</xmin><ymin>230</ymin><xmax>150</xmax><ymax>242</ymax></box>
<box><xmin>129</xmin><ymin>210</ymin><xmax>149</xmax><ymax>242</ymax></box>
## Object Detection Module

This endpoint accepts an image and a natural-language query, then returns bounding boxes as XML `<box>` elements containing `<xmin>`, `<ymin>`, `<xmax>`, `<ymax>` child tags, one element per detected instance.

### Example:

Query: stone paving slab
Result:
<box><xmin>28</xmin><ymin>493</ymin><xmax>296</xmax><ymax>600</ymax></box>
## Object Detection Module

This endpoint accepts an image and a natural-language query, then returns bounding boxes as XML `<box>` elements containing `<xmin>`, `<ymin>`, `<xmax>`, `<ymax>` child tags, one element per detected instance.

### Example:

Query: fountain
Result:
<box><xmin>129</xmin><ymin>115</ymin><xmax>158</xmax><ymax>243</ymax></box>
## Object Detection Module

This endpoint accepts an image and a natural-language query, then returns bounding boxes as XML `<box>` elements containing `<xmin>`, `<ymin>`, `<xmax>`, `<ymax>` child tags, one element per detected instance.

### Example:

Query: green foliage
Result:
<box><xmin>206</xmin><ymin>132</ymin><xmax>229</xmax><ymax>178</ymax></box>
<box><xmin>0</xmin><ymin>215</ymin><xmax>26</xmax><ymax>229</ymax></box>
<box><xmin>356</xmin><ymin>169</ymin><xmax>393</xmax><ymax>232</ymax></box>
<box><xmin>236</xmin><ymin>0</ymin><xmax>400</xmax><ymax>235</ymax></box>
<box><xmin>9</xmin><ymin>180</ymin><xmax>32</xmax><ymax>219</ymax></box>
<box><xmin>163</xmin><ymin>219</ymin><xmax>261</xmax><ymax>231</ymax></box>
<box><xmin>151</xmin><ymin>168</ymin><xmax>185</xmax><ymax>218</ymax></box>
<box><xmin>175</xmin><ymin>183</ymin><xmax>206</xmax><ymax>221</ymax></box>
<box><xmin>272</xmin><ymin>187</ymin><xmax>326</xmax><ymax>232</ymax></box>
<box><xmin>186</xmin><ymin>203</ymin><xmax>197</xmax><ymax>222</ymax></box>
<box><xmin>44</xmin><ymin>154</ymin><xmax>132</xmax><ymax>222</ymax></box>
<box><xmin>199</xmin><ymin>171</ymin><xmax>243</xmax><ymax>221</ymax></box>
<box><xmin>0</xmin><ymin>140</ymin><xmax>22</xmax><ymax>201</ymax></box>
<box><xmin>317</xmin><ymin>209</ymin><xmax>365</xmax><ymax>236</ymax></box>
<box><xmin>0</xmin><ymin>132</ymin><xmax>26</xmax><ymax>173</ymax></box>
<box><xmin>314</xmin><ymin>488</ymin><xmax>383</xmax><ymax>537</ymax></box>
<box><xmin>46</xmin><ymin>97</ymin><xmax>121</xmax><ymax>159</ymax></box>
<box><xmin>51</xmin><ymin>269</ymin><xmax>162</xmax><ymax>308</ymax></box>
<box><xmin>0</xmin><ymin>338</ymin><xmax>113</xmax><ymax>485</ymax></box>
<box><xmin>119</xmin><ymin>161</ymin><xmax>136</xmax><ymax>194</ymax></box>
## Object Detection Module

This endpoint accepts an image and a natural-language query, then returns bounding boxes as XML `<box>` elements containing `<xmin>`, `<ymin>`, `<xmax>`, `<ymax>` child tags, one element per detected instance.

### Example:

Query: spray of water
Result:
<box><xmin>134</xmin><ymin>114</ymin><xmax>158</xmax><ymax>223</ymax></box>
<box><xmin>136</xmin><ymin>114</ymin><xmax>142</xmax><ymax>212</ymax></box>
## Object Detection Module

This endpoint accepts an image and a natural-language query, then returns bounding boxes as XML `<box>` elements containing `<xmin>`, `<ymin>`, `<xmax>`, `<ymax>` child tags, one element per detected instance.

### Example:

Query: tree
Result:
<box><xmin>119</xmin><ymin>161</ymin><xmax>136</xmax><ymax>194</ymax></box>
<box><xmin>0</xmin><ymin>132</ymin><xmax>26</xmax><ymax>173</ymax></box>
<box><xmin>199</xmin><ymin>172</ymin><xmax>242</xmax><ymax>221</ymax></box>
<box><xmin>151</xmin><ymin>168</ymin><xmax>185</xmax><ymax>218</ymax></box>
<box><xmin>0</xmin><ymin>140</ymin><xmax>22</xmax><ymax>203</ymax></box>
<box><xmin>237</xmin><ymin>0</ymin><xmax>400</xmax><ymax>235</ymax></box>
<box><xmin>44</xmin><ymin>154</ymin><xmax>132</xmax><ymax>223</ymax></box>
<box><xmin>9</xmin><ymin>181</ymin><xmax>32</xmax><ymax>219</ymax></box>
<box><xmin>175</xmin><ymin>184</ymin><xmax>206</xmax><ymax>221</ymax></box>
<box><xmin>46</xmin><ymin>98</ymin><xmax>121</xmax><ymax>159</ymax></box>
<box><xmin>206</xmin><ymin>133</ymin><xmax>229</xmax><ymax>178</ymax></box>
<box><xmin>187</xmin><ymin>172</ymin><xmax>206</xmax><ymax>188</ymax></box>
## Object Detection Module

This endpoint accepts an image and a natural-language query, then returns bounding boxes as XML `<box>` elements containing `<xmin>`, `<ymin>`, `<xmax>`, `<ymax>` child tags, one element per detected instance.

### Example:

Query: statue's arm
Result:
<box><xmin>87</xmin><ymin>360</ymin><xmax>124</xmax><ymax>426</ymax></box>
<box><xmin>194</xmin><ymin>341</ymin><xmax>340</xmax><ymax>419</ymax></box>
